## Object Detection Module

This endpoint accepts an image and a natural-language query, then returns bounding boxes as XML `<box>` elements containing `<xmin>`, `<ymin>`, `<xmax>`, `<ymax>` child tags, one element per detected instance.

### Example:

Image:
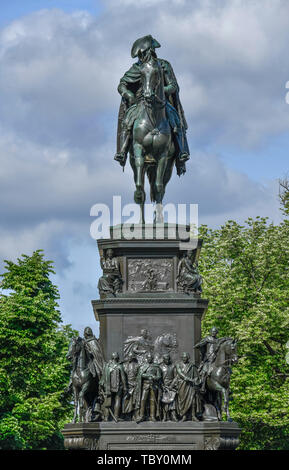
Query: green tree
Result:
<box><xmin>0</xmin><ymin>250</ymin><xmax>76</xmax><ymax>449</ymax></box>
<box><xmin>279</xmin><ymin>177</ymin><xmax>289</xmax><ymax>216</ymax></box>
<box><xmin>198</xmin><ymin>216</ymin><xmax>289</xmax><ymax>449</ymax></box>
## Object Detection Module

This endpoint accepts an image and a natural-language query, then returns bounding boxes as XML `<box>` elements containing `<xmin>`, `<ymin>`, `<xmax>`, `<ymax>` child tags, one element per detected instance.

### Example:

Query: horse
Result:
<box><xmin>153</xmin><ymin>333</ymin><xmax>178</xmax><ymax>363</ymax></box>
<box><xmin>129</xmin><ymin>56</ymin><xmax>176</xmax><ymax>223</ymax></box>
<box><xmin>204</xmin><ymin>338</ymin><xmax>238</xmax><ymax>421</ymax></box>
<box><xmin>67</xmin><ymin>337</ymin><xmax>100</xmax><ymax>423</ymax></box>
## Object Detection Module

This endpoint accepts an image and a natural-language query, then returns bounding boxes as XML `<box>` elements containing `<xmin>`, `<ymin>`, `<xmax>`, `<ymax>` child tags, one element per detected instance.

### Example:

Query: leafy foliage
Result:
<box><xmin>0</xmin><ymin>251</ymin><xmax>76</xmax><ymax>449</ymax></box>
<box><xmin>198</xmin><ymin>217</ymin><xmax>289</xmax><ymax>449</ymax></box>
<box><xmin>279</xmin><ymin>177</ymin><xmax>289</xmax><ymax>216</ymax></box>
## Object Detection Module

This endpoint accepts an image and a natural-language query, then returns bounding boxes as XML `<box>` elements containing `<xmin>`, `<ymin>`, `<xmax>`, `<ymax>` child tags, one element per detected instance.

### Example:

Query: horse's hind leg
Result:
<box><xmin>155</xmin><ymin>154</ymin><xmax>168</xmax><ymax>204</ymax></box>
<box><xmin>133</xmin><ymin>143</ymin><xmax>145</xmax><ymax>192</ymax></box>
<box><xmin>223</xmin><ymin>389</ymin><xmax>232</xmax><ymax>421</ymax></box>
<box><xmin>153</xmin><ymin>153</ymin><xmax>169</xmax><ymax>223</ymax></box>
<box><xmin>132</xmin><ymin>143</ymin><xmax>146</xmax><ymax>223</ymax></box>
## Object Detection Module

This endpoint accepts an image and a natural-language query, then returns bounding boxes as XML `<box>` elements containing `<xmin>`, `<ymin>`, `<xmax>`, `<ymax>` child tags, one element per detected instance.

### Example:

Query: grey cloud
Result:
<box><xmin>0</xmin><ymin>3</ymin><xmax>286</xmax><ymax>329</ymax></box>
<box><xmin>1</xmin><ymin>3</ymin><xmax>289</xmax><ymax>151</ymax></box>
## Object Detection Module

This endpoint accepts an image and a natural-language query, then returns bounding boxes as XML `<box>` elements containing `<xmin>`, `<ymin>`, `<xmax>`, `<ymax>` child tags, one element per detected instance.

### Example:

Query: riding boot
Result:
<box><xmin>114</xmin><ymin>129</ymin><xmax>130</xmax><ymax>166</ymax></box>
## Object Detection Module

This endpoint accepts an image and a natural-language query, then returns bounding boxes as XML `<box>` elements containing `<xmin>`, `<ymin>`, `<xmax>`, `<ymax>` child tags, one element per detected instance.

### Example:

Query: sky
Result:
<box><xmin>0</xmin><ymin>0</ymin><xmax>288</xmax><ymax>334</ymax></box>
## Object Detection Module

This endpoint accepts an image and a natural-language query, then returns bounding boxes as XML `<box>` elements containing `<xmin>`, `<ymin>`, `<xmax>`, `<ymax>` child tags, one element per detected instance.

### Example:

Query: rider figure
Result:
<box><xmin>193</xmin><ymin>327</ymin><xmax>220</xmax><ymax>394</ymax></box>
<box><xmin>114</xmin><ymin>35</ymin><xmax>190</xmax><ymax>175</ymax></box>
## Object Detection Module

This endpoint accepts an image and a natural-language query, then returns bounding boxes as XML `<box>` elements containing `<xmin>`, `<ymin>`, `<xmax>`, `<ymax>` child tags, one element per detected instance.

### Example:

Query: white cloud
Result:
<box><xmin>0</xmin><ymin>2</ymin><xmax>287</xmax><ymax>328</ymax></box>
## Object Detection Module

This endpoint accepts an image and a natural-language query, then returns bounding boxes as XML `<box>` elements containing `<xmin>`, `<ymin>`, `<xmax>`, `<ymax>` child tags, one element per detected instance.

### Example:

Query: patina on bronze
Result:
<box><xmin>62</xmin><ymin>37</ymin><xmax>241</xmax><ymax>450</ymax></box>
<box><xmin>98</xmin><ymin>248</ymin><xmax>123</xmax><ymax>298</ymax></box>
<box><xmin>114</xmin><ymin>35</ymin><xmax>190</xmax><ymax>223</ymax></box>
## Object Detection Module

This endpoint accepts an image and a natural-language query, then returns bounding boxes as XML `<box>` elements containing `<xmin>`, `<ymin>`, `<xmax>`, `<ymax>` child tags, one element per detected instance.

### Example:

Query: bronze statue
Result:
<box><xmin>134</xmin><ymin>352</ymin><xmax>162</xmax><ymax>423</ymax></box>
<box><xmin>175</xmin><ymin>352</ymin><xmax>202</xmax><ymax>422</ymax></box>
<box><xmin>159</xmin><ymin>353</ymin><xmax>178</xmax><ymax>422</ymax></box>
<box><xmin>194</xmin><ymin>326</ymin><xmax>220</xmax><ymax>393</ymax></box>
<box><xmin>67</xmin><ymin>329</ymin><xmax>103</xmax><ymax>423</ymax></box>
<box><xmin>98</xmin><ymin>248</ymin><xmax>122</xmax><ymax>297</ymax></box>
<box><xmin>122</xmin><ymin>352</ymin><xmax>139</xmax><ymax>420</ymax></box>
<box><xmin>195</xmin><ymin>330</ymin><xmax>238</xmax><ymax>421</ymax></box>
<box><xmin>176</xmin><ymin>252</ymin><xmax>203</xmax><ymax>294</ymax></box>
<box><xmin>83</xmin><ymin>326</ymin><xmax>105</xmax><ymax>378</ymax></box>
<box><xmin>114</xmin><ymin>34</ymin><xmax>190</xmax><ymax>223</ymax></box>
<box><xmin>99</xmin><ymin>352</ymin><xmax>128</xmax><ymax>422</ymax></box>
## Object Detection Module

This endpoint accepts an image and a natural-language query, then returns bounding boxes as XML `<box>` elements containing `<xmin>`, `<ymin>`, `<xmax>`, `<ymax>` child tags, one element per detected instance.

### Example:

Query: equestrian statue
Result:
<box><xmin>114</xmin><ymin>35</ymin><xmax>190</xmax><ymax>223</ymax></box>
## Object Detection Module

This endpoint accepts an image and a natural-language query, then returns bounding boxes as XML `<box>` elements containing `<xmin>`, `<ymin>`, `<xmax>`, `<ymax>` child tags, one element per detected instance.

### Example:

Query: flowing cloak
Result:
<box><xmin>134</xmin><ymin>362</ymin><xmax>162</xmax><ymax>418</ymax></box>
<box><xmin>123</xmin><ymin>335</ymin><xmax>153</xmax><ymax>363</ymax></box>
<box><xmin>175</xmin><ymin>361</ymin><xmax>202</xmax><ymax>416</ymax></box>
<box><xmin>116</xmin><ymin>58</ymin><xmax>189</xmax><ymax>175</ymax></box>
<box><xmin>123</xmin><ymin>360</ymin><xmax>139</xmax><ymax>413</ymax></box>
<box><xmin>85</xmin><ymin>336</ymin><xmax>105</xmax><ymax>379</ymax></box>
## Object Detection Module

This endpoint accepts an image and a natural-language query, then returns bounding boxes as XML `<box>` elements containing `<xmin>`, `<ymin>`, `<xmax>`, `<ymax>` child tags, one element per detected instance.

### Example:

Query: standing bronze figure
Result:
<box><xmin>99</xmin><ymin>352</ymin><xmax>128</xmax><ymax>422</ymax></box>
<box><xmin>114</xmin><ymin>35</ymin><xmax>190</xmax><ymax>223</ymax></box>
<box><xmin>175</xmin><ymin>352</ymin><xmax>202</xmax><ymax>422</ymax></box>
<box><xmin>160</xmin><ymin>354</ymin><xmax>178</xmax><ymax>422</ymax></box>
<box><xmin>122</xmin><ymin>352</ymin><xmax>139</xmax><ymax>421</ymax></box>
<box><xmin>134</xmin><ymin>352</ymin><xmax>162</xmax><ymax>423</ymax></box>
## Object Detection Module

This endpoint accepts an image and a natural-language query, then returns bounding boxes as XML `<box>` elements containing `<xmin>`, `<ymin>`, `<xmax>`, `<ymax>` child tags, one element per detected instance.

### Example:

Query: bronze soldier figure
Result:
<box><xmin>134</xmin><ymin>352</ymin><xmax>162</xmax><ymax>423</ymax></box>
<box><xmin>159</xmin><ymin>353</ymin><xmax>178</xmax><ymax>422</ymax></box>
<box><xmin>114</xmin><ymin>35</ymin><xmax>191</xmax><ymax>223</ymax></box>
<box><xmin>115</xmin><ymin>34</ymin><xmax>190</xmax><ymax>174</ymax></box>
<box><xmin>194</xmin><ymin>326</ymin><xmax>220</xmax><ymax>393</ymax></box>
<box><xmin>122</xmin><ymin>352</ymin><xmax>139</xmax><ymax>421</ymax></box>
<box><xmin>99</xmin><ymin>352</ymin><xmax>128</xmax><ymax>422</ymax></box>
<box><xmin>83</xmin><ymin>326</ymin><xmax>105</xmax><ymax>378</ymax></box>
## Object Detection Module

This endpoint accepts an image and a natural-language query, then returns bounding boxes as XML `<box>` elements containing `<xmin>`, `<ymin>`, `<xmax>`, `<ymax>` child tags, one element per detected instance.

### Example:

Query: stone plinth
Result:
<box><xmin>62</xmin><ymin>421</ymin><xmax>241</xmax><ymax>450</ymax></box>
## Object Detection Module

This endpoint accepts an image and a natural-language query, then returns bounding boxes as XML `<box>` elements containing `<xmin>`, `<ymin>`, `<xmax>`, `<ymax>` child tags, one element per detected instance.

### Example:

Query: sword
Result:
<box><xmin>108</xmin><ymin>407</ymin><xmax>118</xmax><ymax>423</ymax></box>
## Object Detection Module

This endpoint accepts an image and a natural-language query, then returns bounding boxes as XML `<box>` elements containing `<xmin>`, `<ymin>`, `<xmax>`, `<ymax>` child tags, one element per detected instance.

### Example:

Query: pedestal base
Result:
<box><xmin>62</xmin><ymin>421</ymin><xmax>241</xmax><ymax>450</ymax></box>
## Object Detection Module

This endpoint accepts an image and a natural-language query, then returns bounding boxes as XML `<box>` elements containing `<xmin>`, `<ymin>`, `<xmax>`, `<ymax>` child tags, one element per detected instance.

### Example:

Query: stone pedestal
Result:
<box><xmin>62</xmin><ymin>224</ymin><xmax>241</xmax><ymax>450</ymax></box>
<box><xmin>92</xmin><ymin>225</ymin><xmax>208</xmax><ymax>363</ymax></box>
<box><xmin>62</xmin><ymin>421</ymin><xmax>241</xmax><ymax>450</ymax></box>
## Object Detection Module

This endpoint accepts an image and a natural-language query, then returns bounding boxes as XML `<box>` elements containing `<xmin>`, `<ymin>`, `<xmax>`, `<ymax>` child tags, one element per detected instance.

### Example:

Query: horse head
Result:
<box><xmin>67</xmin><ymin>336</ymin><xmax>83</xmax><ymax>360</ymax></box>
<box><xmin>140</xmin><ymin>58</ymin><xmax>163</xmax><ymax>105</ymax></box>
<box><xmin>153</xmin><ymin>333</ymin><xmax>178</xmax><ymax>363</ymax></box>
<box><xmin>222</xmin><ymin>338</ymin><xmax>238</xmax><ymax>366</ymax></box>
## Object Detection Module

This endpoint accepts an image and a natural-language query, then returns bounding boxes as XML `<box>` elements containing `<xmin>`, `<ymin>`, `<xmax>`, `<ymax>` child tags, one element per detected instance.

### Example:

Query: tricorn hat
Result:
<box><xmin>131</xmin><ymin>35</ymin><xmax>161</xmax><ymax>58</ymax></box>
